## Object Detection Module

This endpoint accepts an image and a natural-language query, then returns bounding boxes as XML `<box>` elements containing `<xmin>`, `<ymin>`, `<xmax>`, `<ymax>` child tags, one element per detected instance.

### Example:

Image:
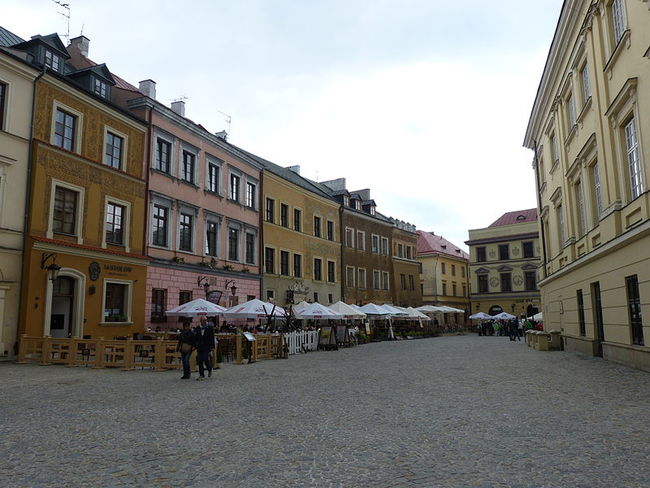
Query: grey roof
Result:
<box><xmin>0</xmin><ymin>26</ymin><xmax>24</xmax><ymax>47</ymax></box>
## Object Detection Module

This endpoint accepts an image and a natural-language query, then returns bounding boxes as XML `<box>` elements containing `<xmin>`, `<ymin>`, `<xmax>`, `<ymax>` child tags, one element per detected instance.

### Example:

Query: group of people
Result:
<box><xmin>176</xmin><ymin>316</ymin><xmax>216</xmax><ymax>380</ymax></box>
<box><xmin>477</xmin><ymin>316</ymin><xmax>542</xmax><ymax>341</ymax></box>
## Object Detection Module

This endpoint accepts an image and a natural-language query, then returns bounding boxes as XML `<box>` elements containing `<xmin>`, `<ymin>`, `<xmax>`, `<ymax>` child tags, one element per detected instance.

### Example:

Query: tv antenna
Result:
<box><xmin>52</xmin><ymin>1</ymin><xmax>71</xmax><ymax>42</ymax></box>
<box><xmin>218</xmin><ymin>110</ymin><xmax>232</xmax><ymax>135</ymax></box>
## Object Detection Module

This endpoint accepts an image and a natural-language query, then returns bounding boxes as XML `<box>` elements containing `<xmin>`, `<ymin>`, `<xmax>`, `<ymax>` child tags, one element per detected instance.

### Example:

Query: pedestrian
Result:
<box><xmin>177</xmin><ymin>321</ymin><xmax>195</xmax><ymax>380</ymax></box>
<box><xmin>194</xmin><ymin>315</ymin><xmax>215</xmax><ymax>380</ymax></box>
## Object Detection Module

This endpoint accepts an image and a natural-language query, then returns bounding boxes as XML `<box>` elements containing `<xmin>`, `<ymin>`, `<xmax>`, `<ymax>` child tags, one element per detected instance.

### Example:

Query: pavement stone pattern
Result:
<box><xmin>1</xmin><ymin>335</ymin><xmax>650</xmax><ymax>488</ymax></box>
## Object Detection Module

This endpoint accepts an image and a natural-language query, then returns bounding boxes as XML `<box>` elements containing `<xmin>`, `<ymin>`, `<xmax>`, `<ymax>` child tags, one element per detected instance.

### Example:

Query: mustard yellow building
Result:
<box><xmin>13</xmin><ymin>33</ymin><xmax>148</xmax><ymax>340</ymax></box>
<box><xmin>465</xmin><ymin>210</ymin><xmax>541</xmax><ymax>319</ymax></box>
<box><xmin>417</xmin><ymin>230</ymin><xmax>470</xmax><ymax>324</ymax></box>
<box><xmin>257</xmin><ymin>162</ymin><xmax>341</xmax><ymax>306</ymax></box>
<box><xmin>524</xmin><ymin>0</ymin><xmax>650</xmax><ymax>370</ymax></box>
<box><xmin>389</xmin><ymin>220</ymin><xmax>422</xmax><ymax>307</ymax></box>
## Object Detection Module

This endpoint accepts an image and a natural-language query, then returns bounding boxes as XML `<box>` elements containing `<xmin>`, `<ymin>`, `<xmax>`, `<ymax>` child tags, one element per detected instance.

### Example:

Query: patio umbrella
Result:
<box><xmin>381</xmin><ymin>304</ymin><xmax>410</xmax><ymax>317</ymax></box>
<box><xmin>295</xmin><ymin>302</ymin><xmax>343</xmax><ymax>320</ymax></box>
<box><xmin>407</xmin><ymin>307</ymin><xmax>431</xmax><ymax>320</ymax></box>
<box><xmin>492</xmin><ymin>311</ymin><xmax>517</xmax><ymax>320</ymax></box>
<box><xmin>469</xmin><ymin>312</ymin><xmax>493</xmax><ymax>320</ymax></box>
<box><xmin>328</xmin><ymin>301</ymin><xmax>366</xmax><ymax>319</ymax></box>
<box><xmin>417</xmin><ymin>305</ymin><xmax>446</xmax><ymax>313</ymax></box>
<box><xmin>165</xmin><ymin>298</ymin><xmax>226</xmax><ymax>317</ymax></box>
<box><xmin>359</xmin><ymin>303</ymin><xmax>391</xmax><ymax>316</ymax></box>
<box><xmin>292</xmin><ymin>301</ymin><xmax>310</xmax><ymax>314</ymax></box>
<box><xmin>222</xmin><ymin>299</ymin><xmax>287</xmax><ymax>319</ymax></box>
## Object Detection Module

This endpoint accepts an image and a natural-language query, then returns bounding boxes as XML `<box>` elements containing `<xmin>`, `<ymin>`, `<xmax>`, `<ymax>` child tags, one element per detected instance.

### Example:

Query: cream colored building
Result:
<box><xmin>0</xmin><ymin>38</ymin><xmax>38</xmax><ymax>358</ymax></box>
<box><xmin>524</xmin><ymin>0</ymin><xmax>650</xmax><ymax>370</ymax></box>
<box><xmin>466</xmin><ymin>210</ymin><xmax>542</xmax><ymax>319</ymax></box>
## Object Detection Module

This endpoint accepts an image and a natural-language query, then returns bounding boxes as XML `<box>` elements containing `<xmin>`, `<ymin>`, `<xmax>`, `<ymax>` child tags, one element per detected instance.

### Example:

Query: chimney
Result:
<box><xmin>70</xmin><ymin>35</ymin><xmax>90</xmax><ymax>57</ymax></box>
<box><xmin>171</xmin><ymin>100</ymin><xmax>185</xmax><ymax>117</ymax></box>
<box><xmin>286</xmin><ymin>165</ymin><xmax>300</xmax><ymax>175</ymax></box>
<box><xmin>215</xmin><ymin>130</ymin><xmax>228</xmax><ymax>141</ymax></box>
<box><xmin>139</xmin><ymin>79</ymin><xmax>156</xmax><ymax>99</ymax></box>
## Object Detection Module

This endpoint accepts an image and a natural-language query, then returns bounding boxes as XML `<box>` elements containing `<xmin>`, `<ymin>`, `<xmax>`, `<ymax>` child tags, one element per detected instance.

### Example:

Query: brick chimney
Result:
<box><xmin>139</xmin><ymin>79</ymin><xmax>156</xmax><ymax>99</ymax></box>
<box><xmin>69</xmin><ymin>35</ymin><xmax>90</xmax><ymax>57</ymax></box>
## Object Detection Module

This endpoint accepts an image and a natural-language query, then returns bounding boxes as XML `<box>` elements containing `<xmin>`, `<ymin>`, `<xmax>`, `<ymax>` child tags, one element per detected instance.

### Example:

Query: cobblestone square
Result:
<box><xmin>1</xmin><ymin>336</ymin><xmax>650</xmax><ymax>487</ymax></box>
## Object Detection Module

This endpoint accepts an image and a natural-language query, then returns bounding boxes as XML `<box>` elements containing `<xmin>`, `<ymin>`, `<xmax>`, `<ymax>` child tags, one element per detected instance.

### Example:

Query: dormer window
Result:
<box><xmin>44</xmin><ymin>50</ymin><xmax>60</xmax><ymax>72</ymax></box>
<box><xmin>94</xmin><ymin>78</ymin><xmax>108</xmax><ymax>98</ymax></box>
<box><xmin>353</xmin><ymin>200</ymin><xmax>360</xmax><ymax>210</ymax></box>
<box><xmin>370</xmin><ymin>206</ymin><xmax>376</xmax><ymax>215</ymax></box>
<box><xmin>516</xmin><ymin>214</ymin><xmax>526</xmax><ymax>221</ymax></box>
<box><xmin>343</xmin><ymin>195</ymin><xmax>349</xmax><ymax>206</ymax></box>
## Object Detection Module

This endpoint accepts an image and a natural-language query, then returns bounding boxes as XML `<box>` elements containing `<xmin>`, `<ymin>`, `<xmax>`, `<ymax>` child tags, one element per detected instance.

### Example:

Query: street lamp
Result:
<box><xmin>197</xmin><ymin>276</ymin><xmax>211</xmax><ymax>297</ymax></box>
<box><xmin>40</xmin><ymin>253</ymin><xmax>61</xmax><ymax>281</ymax></box>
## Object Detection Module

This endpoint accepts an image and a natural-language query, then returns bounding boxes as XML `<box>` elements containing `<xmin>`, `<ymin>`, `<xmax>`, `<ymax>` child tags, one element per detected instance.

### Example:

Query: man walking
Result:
<box><xmin>194</xmin><ymin>316</ymin><xmax>215</xmax><ymax>380</ymax></box>
<box><xmin>177</xmin><ymin>321</ymin><xmax>195</xmax><ymax>380</ymax></box>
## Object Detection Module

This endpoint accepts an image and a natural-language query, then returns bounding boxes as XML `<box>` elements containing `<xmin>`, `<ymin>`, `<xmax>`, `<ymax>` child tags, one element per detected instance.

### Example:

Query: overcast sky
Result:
<box><xmin>3</xmin><ymin>0</ymin><xmax>563</xmax><ymax>250</ymax></box>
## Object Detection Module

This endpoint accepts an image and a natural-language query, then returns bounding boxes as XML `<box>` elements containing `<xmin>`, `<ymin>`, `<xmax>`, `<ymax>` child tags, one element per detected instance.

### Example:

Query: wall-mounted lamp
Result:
<box><xmin>40</xmin><ymin>253</ymin><xmax>61</xmax><ymax>281</ymax></box>
<box><xmin>224</xmin><ymin>279</ymin><xmax>236</xmax><ymax>296</ymax></box>
<box><xmin>197</xmin><ymin>275</ymin><xmax>211</xmax><ymax>297</ymax></box>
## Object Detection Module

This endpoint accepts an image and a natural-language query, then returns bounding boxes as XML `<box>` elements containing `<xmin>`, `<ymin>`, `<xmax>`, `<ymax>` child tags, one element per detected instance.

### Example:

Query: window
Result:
<box><xmin>397</xmin><ymin>243</ymin><xmax>404</xmax><ymax>257</ymax></box>
<box><xmin>245</xmin><ymin>232</ymin><xmax>255</xmax><ymax>265</ymax></box>
<box><xmin>328</xmin><ymin>293</ymin><xmax>333</xmax><ymax>304</ymax></box>
<box><xmin>246</xmin><ymin>182</ymin><xmax>256</xmax><ymax>208</ymax></box>
<box><xmin>264</xmin><ymin>247</ymin><xmax>275</xmax><ymax>274</ymax></box>
<box><xmin>104</xmin><ymin>132</ymin><xmax>123</xmax><ymax>169</ymax></box>
<box><xmin>313</xmin><ymin>292</ymin><xmax>319</xmax><ymax>303</ymax></box>
<box><xmin>624</xmin><ymin>117</ymin><xmax>643</xmax><ymax>199</ymax></box>
<box><xmin>593</xmin><ymin>163</ymin><xmax>603</xmax><ymax>220</ymax></box>
<box><xmin>577</xmin><ymin>289</ymin><xmax>586</xmax><ymax>337</ymax></box>
<box><xmin>206</xmin><ymin>221</ymin><xmax>218</xmax><ymax>257</ymax></box>
<box><xmin>523</xmin><ymin>241</ymin><xmax>534</xmax><ymax>258</ymax></box>
<box><xmin>266</xmin><ymin>198</ymin><xmax>275</xmax><ymax>223</ymax></box>
<box><xmin>280</xmin><ymin>204</ymin><xmax>288</xmax><ymax>227</ymax></box>
<box><xmin>181</xmin><ymin>151</ymin><xmax>195</xmax><ymax>184</ymax></box>
<box><xmin>0</xmin><ymin>82</ymin><xmax>6</xmax><ymax>131</ymax></box>
<box><xmin>400</xmin><ymin>274</ymin><xmax>406</xmax><ymax>290</ymax></box>
<box><xmin>293</xmin><ymin>254</ymin><xmax>302</xmax><ymax>277</ymax></box>
<box><xmin>327</xmin><ymin>221</ymin><xmax>334</xmax><ymax>241</ymax></box>
<box><xmin>155</xmin><ymin>139</ymin><xmax>171</xmax><ymax>173</ymax></box>
<box><xmin>557</xmin><ymin>204</ymin><xmax>565</xmax><ymax>247</ymax></box>
<box><xmin>344</xmin><ymin>227</ymin><xmax>354</xmax><ymax>248</ymax></box>
<box><xmin>44</xmin><ymin>50</ymin><xmax>60</xmax><ymax>71</ymax></box>
<box><xmin>409</xmin><ymin>275</ymin><xmax>414</xmax><ymax>291</ymax></box>
<box><xmin>550</xmin><ymin>133</ymin><xmax>559</xmax><ymax>166</ymax></box>
<box><xmin>207</xmin><ymin>163</ymin><xmax>220</xmax><ymax>193</ymax></box>
<box><xmin>293</xmin><ymin>209</ymin><xmax>301</xmax><ymax>232</ymax></box>
<box><xmin>462</xmin><ymin>284</ymin><xmax>467</xmax><ymax>297</ymax></box>
<box><xmin>313</xmin><ymin>258</ymin><xmax>322</xmax><ymax>281</ymax></box>
<box><xmin>357</xmin><ymin>231</ymin><xmax>366</xmax><ymax>251</ymax></box>
<box><xmin>525</xmin><ymin>271</ymin><xmax>537</xmax><ymax>291</ymax></box>
<box><xmin>327</xmin><ymin>261</ymin><xmax>335</xmax><ymax>283</ymax></box>
<box><xmin>179</xmin><ymin>290</ymin><xmax>192</xmax><ymax>306</ymax></box>
<box><xmin>93</xmin><ymin>78</ymin><xmax>108</xmax><ymax>98</ymax></box>
<box><xmin>576</xmin><ymin>180</ymin><xmax>587</xmax><ymax>237</ymax></box>
<box><xmin>498</xmin><ymin>244</ymin><xmax>509</xmax><ymax>261</ymax></box>
<box><xmin>626</xmin><ymin>275</ymin><xmax>644</xmax><ymax>346</ymax></box>
<box><xmin>580</xmin><ymin>64</ymin><xmax>591</xmax><ymax>103</ymax></box>
<box><xmin>314</xmin><ymin>216</ymin><xmax>321</xmax><ymax>238</ymax></box>
<box><xmin>381</xmin><ymin>237</ymin><xmax>389</xmax><ymax>256</ymax></box>
<box><xmin>451</xmin><ymin>264</ymin><xmax>456</xmax><ymax>276</ymax></box>
<box><xmin>476</xmin><ymin>247</ymin><xmax>486</xmax><ymax>263</ymax></box>
<box><xmin>151</xmin><ymin>289</ymin><xmax>167</xmax><ymax>322</ymax></box>
<box><xmin>461</xmin><ymin>267</ymin><xmax>465</xmax><ymax>278</ymax></box>
<box><xmin>452</xmin><ymin>283</ymin><xmax>457</xmax><ymax>296</ymax></box>
<box><xmin>406</xmin><ymin>246</ymin><xmax>412</xmax><ymax>259</ymax></box>
<box><xmin>567</xmin><ymin>93</ymin><xmax>576</xmax><ymax>129</ymax></box>
<box><xmin>105</xmin><ymin>202</ymin><xmax>125</xmax><ymax>245</ymax></box>
<box><xmin>230</xmin><ymin>173</ymin><xmax>241</xmax><ymax>201</ymax></box>
<box><xmin>441</xmin><ymin>263</ymin><xmax>446</xmax><ymax>274</ymax></box>
<box><xmin>228</xmin><ymin>227</ymin><xmax>239</xmax><ymax>261</ymax></box>
<box><xmin>279</xmin><ymin>251</ymin><xmax>289</xmax><ymax>276</ymax></box>
<box><xmin>358</xmin><ymin>268</ymin><xmax>366</xmax><ymax>288</ymax></box>
<box><xmin>478</xmin><ymin>275</ymin><xmax>488</xmax><ymax>293</ymax></box>
<box><xmin>266</xmin><ymin>290</ymin><xmax>274</xmax><ymax>301</ymax></box>
<box><xmin>346</xmin><ymin>267</ymin><xmax>355</xmax><ymax>287</ymax></box>
<box><xmin>373</xmin><ymin>270</ymin><xmax>381</xmax><ymax>289</ymax></box>
<box><xmin>179</xmin><ymin>213</ymin><xmax>193</xmax><ymax>252</ymax></box>
<box><xmin>53</xmin><ymin>186</ymin><xmax>78</xmax><ymax>235</ymax></box>
<box><xmin>54</xmin><ymin>108</ymin><xmax>76</xmax><ymax>151</ymax></box>
<box><xmin>611</xmin><ymin>0</ymin><xmax>626</xmax><ymax>44</ymax></box>
<box><xmin>371</xmin><ymin>235</ymin><xmax>379</xmax><ymax>253</ymax></box>
<box><xmin>152</xmin><ymin>204</ymin><xmax>168</xmax><ymax>247</ymax></box>
<box><xmin>442</xmin><ymin>282</ymin><xmax>447</xmax><ymax>296</ymax></box>
<box><xmin>500</xmin><ymin>273</ymin><xmax>512</xmax><ymax>293</ymax></box>
<box><xmin>104</xmin><ymin>282</ymin><xmax>130</xmax><ymax>323</ymax></box>
<box><xmin>382</xmin><ymin>271</ymin><xmax>389</xmax><ymax>290</ymax></box>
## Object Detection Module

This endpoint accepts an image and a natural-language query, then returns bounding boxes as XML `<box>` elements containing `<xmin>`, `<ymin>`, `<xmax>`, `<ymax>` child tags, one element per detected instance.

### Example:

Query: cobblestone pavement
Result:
<box><xmin>2</xmin><ymin>335</ymin><xmax>650</xmax><ymax>488</ymax></box>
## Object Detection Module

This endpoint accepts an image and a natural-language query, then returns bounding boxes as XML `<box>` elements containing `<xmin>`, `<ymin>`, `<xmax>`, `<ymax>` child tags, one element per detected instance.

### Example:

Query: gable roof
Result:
<box><xmin>417</xmin><ymin>230</ymin><xmax>469</xmax><ymax>260</ymax></box>
<box><xmin>0</xmin><ymin>26</ymin><xmax>24</xmax><ymax>47</ymax></box>
<box><xmin>488</xmin><ymin>208</ymin><xmax>538</xmax><ymax>227</ymax></box>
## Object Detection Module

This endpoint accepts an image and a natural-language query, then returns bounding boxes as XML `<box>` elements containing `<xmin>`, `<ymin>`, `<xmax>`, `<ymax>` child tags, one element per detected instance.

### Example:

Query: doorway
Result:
<box><xmin>50</xmin><ymin>276</ymin><xmax>75</xmax><ymax>338</ymax></box>
<box><xmin>591</xmin><ymin>282</ymin><xmax>604</xmax><ymax>357</ymax></box>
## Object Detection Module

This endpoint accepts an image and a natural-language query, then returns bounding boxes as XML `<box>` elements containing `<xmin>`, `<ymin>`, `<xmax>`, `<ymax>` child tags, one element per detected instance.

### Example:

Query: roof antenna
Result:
<box><xmin>217</xmin><ymin>110</ymin><xmax>232</xmax><ymax>135</ymax></box>
<box><xmin>52</xmin><ymin>1</ymin><xmax>71</xmax><ymax>42</ymax></box>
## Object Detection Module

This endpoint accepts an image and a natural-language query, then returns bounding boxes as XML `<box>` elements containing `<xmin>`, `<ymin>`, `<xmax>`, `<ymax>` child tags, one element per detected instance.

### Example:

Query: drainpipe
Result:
<box><xmin>339</xmin><ymin>205</ymin><xmax>344</xmax><ymax>303</ymax></box>
<box><xmin>532</xmin><ymin>139</ymin><xmax>548</xmax><ymax>280</ymax></box>
<box><xmin>16</xmin><ymin>66</ymin><xmax>46</xmax><ymax>347</ymax></box>
<box><xmin>258</xmin><ymin>169</ymin><xmax>264</xmax><ymax>300</ymax></box>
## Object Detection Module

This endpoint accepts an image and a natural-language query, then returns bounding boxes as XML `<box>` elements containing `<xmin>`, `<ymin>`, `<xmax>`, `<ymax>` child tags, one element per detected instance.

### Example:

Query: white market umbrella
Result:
<box><xmin>469</xmin><ymin>312</ymin><xmax>493</xmax><ymax>320</ymax></box>
<box><xmin>437</xmin><ymin>306</ymin><xmax>463</xmax><ymax>314</ymax></box>
<box><xmin>165</xmin><ymin>298</ymin><xmax>226</xmax><ymax>317</ymax></box>
<box><xmin>348</xmin><ymin>304</ymin><xmax>366</xmax><ymax>315</ymax></box>
<box><xmin>359</xmin><ymin>303</ymin><xmax>390</xmax><ymax>316</ymax></box>
<box><xmin>222</xmin><ymin>299</ymin><xmax>287</xmax><ymax>319</ymax></box>
<box><xmin>295</xmin><ymin>302</ymin><xmax>342</xmax><ymax>320</ymax></box>
<box><xmin>530</xmin><ymin>312</ymin><xmax>543</xmax><ymax>321</ymax></box>
<box><xmin>407</xmin><ymin>307</ymin><xmax>431</xmax><ymax>321</ymax></box>
<box><xmin>292</xmin><ymin>301</ymin><xmax>310</xmax><ymax>314</ymax></box>
<box><xmin>381</xmin><ymin>304</ymin><xmax>410</xmax><ymax>317</ymax></box>
<box><xmin>417</xmin><ymin>305</ymin><xmax>446</xmax><ymax>313</ymax></box>
<box><xmin>492</xmin><ymin>311</ymin><xmax>517</xmax><ymax>320</ymax></box>
<box><xmin>329</xmin><ymin>301</ymin><xmax>366</xmax><ymax>319</ymax></box>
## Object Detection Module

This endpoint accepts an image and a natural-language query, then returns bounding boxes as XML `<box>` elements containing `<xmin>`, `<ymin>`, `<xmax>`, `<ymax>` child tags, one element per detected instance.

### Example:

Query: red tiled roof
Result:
<box><xmin>416</xmin><ymin>231</ymin><xmax>469</xmax><ymax>260</ymax></box>
<box><xmin>488</xmin><ymin>208</ymin><xmax>538</xmax><ymax>228</ymax></box>
<box><xmin>66</xmin><ymin>44</ymin><xmax>140</xmax><ymax>92</ymax></box>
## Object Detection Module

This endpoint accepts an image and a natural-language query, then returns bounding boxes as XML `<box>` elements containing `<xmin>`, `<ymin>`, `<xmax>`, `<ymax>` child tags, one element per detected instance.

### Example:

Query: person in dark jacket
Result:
<box><xmin>194</xmin><ymin>316</ymin><xmax>215</xmax><ymax>380</ymax></box>
<box><xmin>177</xmin><ymin>321</ymin><xmax>195</xmax><ymax>379</ymax></box>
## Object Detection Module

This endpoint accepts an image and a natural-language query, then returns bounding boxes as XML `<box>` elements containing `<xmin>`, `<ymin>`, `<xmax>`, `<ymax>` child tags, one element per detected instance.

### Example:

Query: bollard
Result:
<box><xmin>16</xmin><ymin>334</ymin><xmax>28</xmax><ymax>364</ymax></box>
<box><xmin>235</xmin><ymin>333</ymin><xmax>243</xmax><ymax>364</ymax></box>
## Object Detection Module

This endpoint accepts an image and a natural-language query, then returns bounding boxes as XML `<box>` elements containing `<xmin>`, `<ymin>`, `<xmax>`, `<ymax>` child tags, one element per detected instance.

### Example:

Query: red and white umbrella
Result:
<box><xmin>295</xmin><ymin>302</ymin><xmax>342</xmax><ymax>320</ymax></box>
<box><xmin>222</xmin><ymin>298</ymin><xmax>287</xmax><ymax>319</ymax></box>
<box><xmin>165</xmin><ymin>298</ymin><xmax>226</xmax><ymax>317</ymax></box>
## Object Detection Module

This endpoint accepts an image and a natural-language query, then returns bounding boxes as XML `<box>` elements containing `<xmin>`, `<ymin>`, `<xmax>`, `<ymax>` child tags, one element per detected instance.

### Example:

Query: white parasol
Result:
<box><xmin>165</xmin><ymin>298</ymin><xmax>226</xmax><ymax>317</ymax></box>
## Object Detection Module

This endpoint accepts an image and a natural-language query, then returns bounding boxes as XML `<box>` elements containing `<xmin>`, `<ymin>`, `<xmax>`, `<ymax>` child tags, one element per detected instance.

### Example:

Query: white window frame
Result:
<box><xmin>100</xmin><ymin>278</ymin><xmax>133</xmax><ymax>325</ymax></box>
<box><xmin>373</xmin><ymin>270</ymin><xmax>381</xmax><ymax>290</ymax></box>
<box><xmin>575</xmin><ymin>180</ymin><xmax>586</xmax><ymax>238</ymax></box>
<box><xmin>580</xmin><ymin>63</ymin><xmax>591</xmax><ymax>104</ymax></box>
<box><xmin>177</xmin><ymin>204</ymin><xmax>197</xmax><ymax>253</ymax></box>
<box><xmin>371</xmin><ymin>234</ymin><xmax>379</xmax><ymax>254</ymax></box>
<box><xmin>205</xmin><ymin>157</ymin><xmax>222</xmax><ymax>194</ymax></box>
<box><xmin>624</xmin><ymin>117</ymin><xmax>644</xmax><ymax>199</ymax></box>
<box><xmin>380</xmin><ymin>237</ymin><xmax>389</xmax><ymax>256</ymax></box>
<box><xmin>244</xmin><ymin>229</ymin><xmax>257</xmax><ymax>265</ymax></box>
<box><xmin>345</xmin><ymin>227</ymin><xmax>355</xmax><ymax>248</ymax></box>
<box><xmin>50</xmin><ymin>101</ymin><xmax>83</xmax><ymax>154</ymax></box>
<box><xmin>227</xmin><ymin>222</ymin><xmax>241</xmax><ymax>262</ymax></box>
<box><xmin>246</xmin><ymin>181</ymin><xmax>257</xmax><ymax>209</ymax></box>
<box><xmin>346</xmin><ymin>266</ymin><xmax>355</xmax><ymax>288</ymax></box>
<box><xmin>102</xmin><ymin>195</ymin><xmax>131</xmax><ymax>252</ymax></box>
<box><xmin>153</xmin><ymin>131</ymin><xmax>174</xmax><ymax>174</ymax></box>
<box><xmin>326</xmin><ymin>259</ymin><xmax>336</xmax><ymax>283</ymax></box>
<box><xmin>48</xmin><ymin>179</ymin><xmax>85</xmax><ymax>244</ymax></box>
<box><xmin>592</xmin><ymin>162</ymin><xmax>603</xmax><ymax>220</ymax></box>
<box><xmin>103</xmin><ymin>125</ymin><xmax>129</xmax><ymax>171</ymax></box>
<box><xmin>150</xmin><ymin>195</ymin><xmax>172</xmax><ymax>249</ymax></box>
<box><xmin>180</xmin><ymin>146</ymin><xmax>198</xmax><ymax>185</ymax></box>
<box><xmin>357</xmin><ymin>230</ymin><xmax>366</xmax><ymax>251</ymax></box>
<box><xmin>313</xmin><ymin>256</ymin><xmax>323</xmax><ymax>282</ymax></box>
<box><xmin>382</xmin><ymin>271</ymin><xmax>390</xmax><ymax>291</ymax></box>
<box><xmin>229</xmin><ymin>169</ymin><xmax>242</xmax><ymax>202</ymax></box>
<box><xmin>204</xmin><ymin>214</ymin><xmax>221</xmax><ymax>258</ymax></box>
<box><xmin>358</xmin><ymin>268</ymin><xmax>366</xmax><ymax>289</ymax></box>
<box><xmin>611</xmin><ymin>0</ymin><xmax>626</xmax><ymax>44</ymax></box>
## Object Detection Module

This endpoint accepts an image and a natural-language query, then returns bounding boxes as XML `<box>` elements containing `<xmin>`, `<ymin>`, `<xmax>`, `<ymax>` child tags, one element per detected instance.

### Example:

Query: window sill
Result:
<box><xmin>151</xmin><ymin>168</ymin><xmax>173</xmax><ymax>179</ymax></box>
<box><xmin>604</xmin><ymin>30</ymin><xmax>631</xmax><ymax>78</ymax></box>
<box><xmin>204</xmin><ymin>189</ymin><xmax>223</xmax><ymax>198</ymax></box>
<box><xmin>179</xmin><ymin>179</ymin><xmax>199</xmax><ymax>189</ymax></box>
<box><xmin>576</xmin><ymin>97</ymin><xmax>592</xmax><ymax>125</ymax></box>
